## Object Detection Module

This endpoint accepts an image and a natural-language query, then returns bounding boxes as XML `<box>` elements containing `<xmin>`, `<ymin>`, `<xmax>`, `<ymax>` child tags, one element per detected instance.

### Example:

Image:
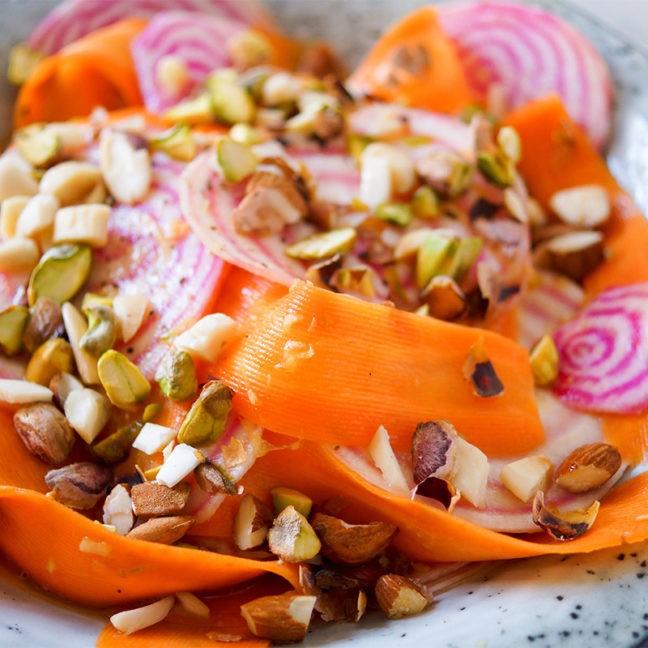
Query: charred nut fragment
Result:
<box><xmin>103</xmin><ymin>484</ymin><xmax>134</xmax><ymax>535</ymax></box>
<box><xmin>240</xmin><ymin>592</ymin><xmax>316</xmax><ymax>643</ymax></box>
<box><xmin>25</xmin><ymin>338</ymin><xmax>74</xmax><ymax>386</ymax></box>
<box><xmin>97</xmin><ymin>349</ymin><xmax>151</xmax><ymax>409</ymax></box>
<box><xmin>39</xmin><ymin>161</ymin><xmax>101</xmax><ymax>206</ymax></box>
<box><xmin>177</xmin><ymin>380</ymin><xmax>232</xmax><ymax>447</ymax></box>
<box><xmin>554</xmin><ymin>443</ymin><xmax>622</xmax><ymax>494</ymax></box>
<box><xmin>45</xmin><ymin>461</ymin><xmax>113</xmax><ymax>509</ymax></box>
<box><xmin>13</xmin><ymin>403</ymin><xmax>75</xmax><ymax>465</ymax></box>
<box><xmin>546</xmin><ymin>230</ymin><xmax>604</xmax><ymax>281</ymax></box>
<box><xmin>375</xmin><ymin>574</ymin><xmax>428</xmax><ymax>620</ymax></box>
<box><xmin>93</xmin><ymin>422</ymin><xmax>142</xmax><ymax>464</ymax></box>
<box><xmin>131</xmin><ymin>481</ymin><xmax>191</xmax><ymax>517</ymax></box>
<box><xmin>80</xmin><ymin>305</ymin><xmax>117</xmax><ymax>357</ymax></box>
<box><xmin>463</xmin><ymin>336</ymin><xmax>504</xmax><ymax>397</ymax></box>
<box><xmin>416</xmin><ymin>150</ymin><xmax>474</xmax><ymax>198</ymax></box>
<box><xmin>271</xmin><ymin>487</ymin><xmax>313</xmax><ymax>517</ymax></box>
<box><xmin>194</xmin><ymin>459</ymin><xmax>237</xmax><ymax>495</ymax></box>
<box><xmin>23</xmin><ymin>296</ymin><xmax>64</xmax><ymax>354</ymax></box>
<box><xmin>267</xmin><ymin>505</ymin><xmax>321</xmax><ymax>562</ymax></box>
<box><xmin>155</xmin><ymin>348</ymin><xmax>197</xmax><ymax>402</ymax></box>
<box><xmin>310</xmin><ymin>513</ymin><xmax>397</xmax><ymax>565</ymax></box>
<box><xmin>500</xmin><ymin>455</ymin><xmax>554</xmax><ymax>503</ymax></box>
<box><xmin>0</xmin><ymin>306</ymin><xmax>29</xmax><ymax>355</ymax></box>
<box><xmin>233</xmin><ymin>493</ymin><xmax>273</xmax><ymax>550</ymax></box>
<box><xmin>532</xmin><ymin>491</ymin><xmax>600</xmax><ymax>541</ymax></box>
<box><xmin>126</xmin><ymin>515</ymin><xmax>195</xmax><ymax>545</ymax></box>
<box><xmin>529</xmin><ymin>334</ymin><xmax>559</xmax><ymax>386</ymax></box>
<box><xmin>549</xmin><ymin>185</ymin><xmax>610</xmax><ymax>228</ymax></box>
<box><xmin>421</xmin><ymin>275</ymin><xmax>466</xmax><ymax>321</ymax></box>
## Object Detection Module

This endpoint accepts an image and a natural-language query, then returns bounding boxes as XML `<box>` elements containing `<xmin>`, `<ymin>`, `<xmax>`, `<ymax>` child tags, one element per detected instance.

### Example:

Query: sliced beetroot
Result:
<box><xmin>553</xmin><ymin>283</ymin><xmax>648</xmax><ymax>414</ymax></box>
<box><xmin>437</xmin><ymin>1</ymin><xmax>612</xmax><ymax>148</ymax></box>
<box><xmin>131</xmin><ymin>11</ymin><xmax>246</xmax><ymax>113</ymax></box>
<box><xmin>26</xmin><ymin>0</ymin><xmax>273</xmax><ymax>56</ymax></box>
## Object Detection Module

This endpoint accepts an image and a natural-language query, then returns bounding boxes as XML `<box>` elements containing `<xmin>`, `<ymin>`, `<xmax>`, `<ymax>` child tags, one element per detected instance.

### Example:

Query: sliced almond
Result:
<box><xmin>240</xmin><ymin>592</ymin><xmax>316</xmax><ymax>643</ymax></box>
<box><xmin>532</xmin><ymin>491</ymin><xmax>600</xmax><ymax>541</ymax></box>
<box><xmin>39</xmin><ymin>161</ymin><xmax>101</xmax><ymax>206</ymax></box>
<box><xmin>311</xmin><ymin>513</ymin><xmax>397</xmax><ymax>565</ymax></box>
<box><xmin>132</xmin><ymin>422</ymin><xmax>176</xmax><ymax>455</ymax></box>
<box><xmin>451</xmin><ymin>437</ymin><xmax>489</xmax><ymax>508</ymax></box>
<box><xmin>127</xmin><ymin>515</ymin><xmax>195</xmax><ymax>544</ymax></box>
<box><xmin>110</xmin><ymin>596</ymin><xmax>175</xmax><ymax>635</ymax></box>
<box><xmin>156</xmin><ymin>444</ymin><xmax>204</xmax><ymax>488</ymax></box>
<box><xmin>0</xmin><ymin>195</ymin><xmax>30</xmax><ymax>238</ymax></box>
<box><xmin>131</xmin><ymin>481</ymin><xmax>190</xmax><ymax>517</ymax></box>
<box><xmin>14</xmin><ymin>193</ymin><xmax>59</xmax><ymax>240</ymax></box>
<box><xmin>500</xmin><ymin>455</ymin><xmax>554</xmax><ymax>502</ymax></box>
<box><xmin>103</xmin><ymin>484</ymin><xmax>134</xmax><ymax>535</ymax></box>
<box><xmin>368</xmin><ymin>425</ymin><xmax>409</xmax><ymax>494</ymax></box>
<box><xmin>233</xmin><ymin>494</ymin><xmax>273</xmax><ymax>550</ymax></box>
<box><xmin>267</xmin><ymin>505</ymin><xmax>321</xmax><ymax>562</ymax></box>
<box><xmin>0</xmin><ymin>378</ymin><xmax>53</xmax><ymax>404</ymax></box>
<box><xmin>549</xmin><ymin>185</ymin><xmax>610</xmax><ymax>228</ymax></box>
<box><xmin>375</xmin><ymin>574</ymin><xmax>428</xmax><ymax>619</ymax></box>
<box><xmin>555</xmin><ymin>443</ymin><xmax>622</xmax><ymax>494</ymax></box>
<box><xmin>546</xmin><ymin>230</ymin><xmax>604</xmax><ymax>281</ymax></box>
<box><xmin>176</xmin><ymin>591</ymin><xmax>210</xmax><ymax>618</ymax></box>
<box><xmin>0</xmin><ymin>237</ymin><xmax>40</xmax><ymax>271</ymax></box>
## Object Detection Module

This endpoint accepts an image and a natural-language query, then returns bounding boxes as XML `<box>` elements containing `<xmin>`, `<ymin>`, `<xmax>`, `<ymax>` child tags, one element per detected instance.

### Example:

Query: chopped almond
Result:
<box><xmin>131</xmin><ymin>482</ymin><xmax>191</xmax><ymax>517</ymax></box>
<box><xmin>555</xmin><ymin>443</ymin><xmax>621</xmax><ymax>493</ymax></box>
<box><xmin>375</xmin><ymin>574</ymin><xmax>428</xmax><ymax>619</ymax></box>
<box><xmin>241</xmin><ymin>592</ymin><xmax>316</xmax><ymax>643</ymax></box>
<box><xmin>233</xmin><ymin>494</ymin><xmax>272</xmax><ymax>550</ymax></box>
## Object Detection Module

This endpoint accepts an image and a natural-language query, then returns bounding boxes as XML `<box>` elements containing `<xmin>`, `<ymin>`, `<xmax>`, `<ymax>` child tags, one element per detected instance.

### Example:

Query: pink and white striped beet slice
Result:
<box><xmin>131</xmin><ymin>11</ymin><xmax>246</xmax><ymax>113</ymax></box>
<box><xmin>437</xmin><ymin>1</ymin><xmax>612</xmax><ymax>148</ymax></box>
<box><xmin>27</xmin><ymin>0</ymin><xmax>273</xmax><ymax>56</ymax></box>
<box><xmin>553</xmin><ymin>283</ymin><xmax>648</xmax><ymax>414</ymax></box>
<box><xmin>180</xmin><ymin>147</ymin><xmax>361</xmax><ymax>286</ymax></box>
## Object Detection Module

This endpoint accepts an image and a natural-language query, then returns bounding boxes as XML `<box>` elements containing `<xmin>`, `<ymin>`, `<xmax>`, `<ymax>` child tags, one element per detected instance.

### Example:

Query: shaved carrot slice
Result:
<box><xmin>213</xmin><ymin>281</ymin><xmax>543</xmax><ymax>456</ymax></box>
<box><xmin>348</xmin><ymin>7</ymin><xmax>474</xmax><ymax>114</ymax></box>
<box><xmin>15</xmin><ymin>19</ymin><xmax>146</xmax><ymax>127</ymax></box>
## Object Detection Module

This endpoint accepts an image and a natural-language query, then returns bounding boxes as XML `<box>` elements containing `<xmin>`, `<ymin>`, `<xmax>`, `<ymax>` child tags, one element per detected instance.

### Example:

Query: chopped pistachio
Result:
<box><xmin>217</xmin><ymin>137</ymin><xmax>258</xmax><ymax>182</ymax></box>
<box><xmin>27</xmin><ymin>243</ymin><xmax>92</xmax><ymax>306</ymax></box>
<box><xmin>411</xmin><ymin>186</ymin><xmax>439</xmax><ymax>219</ymax></box>
<box><xmin>177</xmin><ymin>380</ymin><xmax>232</xmax><ymax>447</ymax></box>
<box><xmin>346</xmin><ymin>133</ymin><xmax>374</xmax><ymax>166</ymax></box>
<box><xmin>0</xmin><ymin>306</ymin><xmax>29</xmax><ymax>355</ymax></box>
<box><xmin>92</xmin><ymin>422</ymin><xmax>143</xmax><ymax>464</ymax></box>
<box><xmin>149</xmin><ymin>123</ymin><xmax>197</xmax><ymax>161</ymax></box>
<box><xmin>374</xmin><ymin>203</ymin><xmax>413</xmax><ymax>227</ymax></box>
<box><xmin>229</xmin><ymin>123</ymin><xmax>263</xmax><ymax>146</ymax></box>
<box><xmin>332</xmin><ymin>267</ymin><xmax>376</xmax><ymax>299</ymax></box>
<box><xmin>142</xmin><ymin>402</ymin><xmax>163</xmax><ymax>423</ymax></box>
<box><xmin>16</xmin><ymin>125</ymin><xmax>61</xmax><ymax>167</ymax></box>
<box><xmin>286</xmin><ymin>228</ymin><xmax>356</xmax><ymax>260</ymax></box>
<box><xmin>194</xmin><ymin>459</ymin><xmax>237</xmax><ymax>495</ymax></box>
<box><xmin>209</xmin><ymin>74</ymin><xmax>255</xmax><ymax>125</ymax></box>
<box><xmin>442</xmin><ymin>236</ymin><xmax>483</xmax><ymax>282</ymax></box>
<box><xmin>164</xmin><ymin>93</ymin><xmax>214</xmax><ymax>126</ymax></box>
<box><xmin>415</xmin><ymin>233</ymin><xmax>456</xmax><ymax>290</ymax></box>
<box><xmin>496</xmin><ymin>126</ymin><xmax>521</xmax><ymax>164</ymax></box>
<box><xmin>477</xmin><ymin>151</ymin><xmax>514</xmax><ymax>188</ymax></box>
<box><xmin>271</xmin><ymin>487</ymin><xmax>313</xmax><ymax>518</ymax></box>
<box><xmin>25</xmin><ymin>338</ymin><xmax>74</xmax><ymax>386</ymax></box>
<box><xmin>529</xmin><ymin>334</ymin><xmax>559</xmax><ymax>386</ymax></box>
<box><xmin>80</xmin><ymin>305</ymin><xmax>117</xmax><ymax>357</ymax></box>
<box><xmin>416</xmin><ymin>150</ymin><xmax>474</xmax><ymax>198</ymax></box>
<box><xmin>155</xmin><ymin>349</ymin><xmax>197</xmax><ymax>402</ymax></box>
<box><xmin>97</xmin><ymin>349</ymin><xmax>151</xmax><ymax>409</ymax></box>
<box><xmin>81</xmin><ymin>293</ymin><xmax>113</xmax><ymax>310</ymax></box>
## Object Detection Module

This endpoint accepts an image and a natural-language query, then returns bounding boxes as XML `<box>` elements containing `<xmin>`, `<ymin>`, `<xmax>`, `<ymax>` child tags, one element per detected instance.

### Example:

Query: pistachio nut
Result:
<box><xmin>415</xmin><ymin>233</ymin><xmax>456</xmax><ymax>290</ymax></box>
<box><xmin>23</xmin><ymin>296</ymin><xmax>64</xmax><ymax>353</ymax></box>
<box><xmin>210</xmin><ymin>75</ymin><xmax>256</xmax><ymax>125</ymax></box>
<box><xmin>149</xmin><ymin>123</ymin><xmax>197</xmax><ymax>162</ymax></box>
<box><xmin>25</xmin><ymin>338</ymin><xmax>74</xmax><ymax>386</ymax></box>
<box><xmin>164</xmin><ymin>93</ymin><xmax>214</xmax><ymax>126</ymax></box>
<box><xmin>27</xmin><ymin>243</ymin><xmax>93</xmax><ymax>306</ymax></box>
<box><xmin>229</xmin><ymin>123</ymin><xmax>263</xmax><ymax>146</ymax></box>
<box><xmin>81</xmin><ymin>292</ymin><xmax>113</xmax><ymax>310</ymax></box>
<box><xmin>217</xmin><ymin>137</ymin><xmax>258</xmax><ymax>182</ymax></box>
<box><xmin>286</xmin><ymin>228</ymin><xmax>357</xmax><ymax>260</ymax></box>
<box><xmin>194</xmin><ymin>459</ymin><xmax>237</xmax><ymax>495</ymax></box>
<box><xmin>97</xmin><ymin>349</ymin><xmax>151</xmax><ymax>409</ymax></box>
<box><xmin>155</xmin><ymin>348</ymin><xmax>197</xmax><ymax>402</ymax></box>
<box><xmin>45</xmin><ymin>461</ymin><xmax>113</xmax><ymax>509</ymax></box>
<box><xmin>13</xmin><ymin>403</ymin><xmax>75</xmax><ymax>465</ymax></box>
<box><xmin>0</xmin><ymin>306</ymin><xmax>29</xmax><ymax>355</ymax></box>
<box><xmin>16</xmin><ymin>125</ymin><xmax>61</xmax><ymax>168</ymax></box>
<box><xmin>374</xmin><ymin>203</ymin><xmax>413</xmax><ymax>227</ymax></box>
<box><xmin>443</xmin><ymin>236</ymin><xmax>483</xmax><ymax>283</ymax></box>
<box><xmin>142</xmin><ymin>402</ymin><xmax>162</xmax><ymax>423</ymax></box>
<box><xmin>92</xmin><ymin>422</ymin><xmax>143</xmax><ymax>464</ymax></box>
<box><xmin>477</xmin><ymin>151</ymin><xmax>514</xmax><ymax>188</ymax></box>
<box><xmin>80</xmin><ymin>305</ymin><xmax>117</xmax><ymax>357</ymax></box>
<box><xmin>177</xmin><ymin>380</ymin><xmax>232</xmax><ymax>447</ymax></box>
<box><xmin>411</xmin><ymin>186</ymin><xmax>439</xmax><ymax>219</ymax></box>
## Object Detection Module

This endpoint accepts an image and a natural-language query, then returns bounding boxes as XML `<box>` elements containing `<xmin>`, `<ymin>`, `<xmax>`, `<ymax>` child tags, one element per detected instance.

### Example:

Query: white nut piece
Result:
<box><xmin>549</xmin><ymin>184</ymin><xmax>610</xmax><ymax>228</ymax></box>
<box><xmin>176</xmin><ymin>592</ymin><xmax>210</xmax><ymax>618</ymax></box>
<box><xmin>155</xmin><ymin>54</ymin><xmax>190</xmax><ymax>97</ymax></box>
<box><xmin>14</xmin><ymin>193</ymin><xmax>59</xmax><ymax>239</ymax></box>
<box><xmin>369</xmin><ymin>425</ymin><xmax>409</xmax><ymax>494</ymax></box>
<box><xmin>0</xmin><ymin>155</ymin><xmax>39</xmax><ymax>201</ymax></box>
<box><xmin>0</xmin><ymin>237</ymin><xmax>40</xmax><ymax>271</ymax></box>
<box><xmin>64</xmin><ymin>387</ymin><xmax>111</xmax><ymax>444</ymax></box>
<box><xmin>110</xmin><ymin>596</ymin><xmax>175</xmax><ymax>635</ymax></box>
<box><xmin>99</xmin><ymin>130</ymin><xmax>152</xmax><ymax>205</ymax></box>
<box><xmin>39</xmin><ymin>161</ymin><xmax>102</xmax><ymax>206</ymax></box>
<box><xmin>54</xmin><ymin>371</ymin><xmax>84</xmax><ymax>408</ymax></box>
<box><xmin>0</xmin><ymin>195</ymin><xmax>30</xmax><ymax>238</ymax></box>
<box><xmin>451</xmin><ymin>437</ymin><xmax>489</xmax><ymax>508</ymax></box>
<box><xmin>103</xmin><ymin>484</ymin><xmax>134</xmax><ymax>535</ymax></box>
<box><xmin>174</xmin><ymin>313</ymin><xmax>236</xmax><ymax>362</ymax></box>
<box><xmin>500</xmin><ymin>455</ymin><xmax>554</xmax><ymax>503</ymax></box>
<box><xmin>53</xmin><ymin>204</ymin><xmax>111</xmax><ymax>247</ymax></box>
<box><xmin>61</xmin><ymin>302</ymin><xmax>100</xmax><ymax>385</ymax></box>
<box><xmin>156</xmin><ymin>443</ymin><xmax>204</xmax><ymax>488</ymax></box>
<box><xmin>360</xmin><ymin>143</ymin><xmax>416</xmax><ymax>209</ymax></box>
<box><xmin>262</xmin><ymin>72</ymin><xmax>303</xmax><ymax>106</ymax></box>
<box><xmin>0</xmin><ymin>379</ymin><xmax>53</xmax><ymax>404</ymax></box>
<box><xmin>113</xmin><ymin>294</ymin><xmax>150</xmax><ymax>342</ymax></box>
<box><xmin>132</xmin><ymin>422</ymin><xmax>177</xmax><ymax>455</ymax></box>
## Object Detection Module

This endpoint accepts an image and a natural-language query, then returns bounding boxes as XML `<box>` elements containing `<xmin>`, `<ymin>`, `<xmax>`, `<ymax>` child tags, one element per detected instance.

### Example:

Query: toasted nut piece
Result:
<box><xmin>0</xmin><ymin>195</ymin><xmax>30</xmax><ymax>238</ymax></box>
<box><xmin>261</xmin><ymin>71</ymin><xmax>302</xmax><ymax>105</ymax></box>
<box><xmin>549</xmin><ymin>185</ymin><xmax>610</xmax><ymax>228</ymax></box>
<box><xmin>416</xmin><ymin>149</ymin><xmax>474</xmax><ymax>198</ymax></box>
<box><xmin>110</xmin><ymin>596</ymin><xmax>175</xmax><ymax>635</ymax></box>
<box><xmin>49</xmin><ymin>371</ymin><xmax>83</xmax><ymax>408</ymax></box>
<box><xmin>230</xmin><ymin>123</ymin><xmax>263</xmax><ymax>146</ymax></box>
<box><xmin>64</xmin><ymin>388</ymin><xmax>111</xmax><ymax>444</ymax></box>
<box><xmin>131</xmin><ymin>482</ymin><xmax>191</xmax><ymax>517</ymax></box>
<box><xmin>127</xmin><ymin>515</ymin><xmax>195</xmax><ymax>544</ymax></box>
<box><xmin>13</xmin><ymin>403</ymin><xmax>75</xmax><ymax>465</ymax></box>
<box><xmin>112</xmin><ymin>294</ymin><xmax>150</xmax><ymax>343</ymax></box>
<box><xmin>241</xmin><ymin>592</ymin><xmax>316</xmax><ymax>643</ymax></box>
<box><xmin>375</xmin><ymin>574</ymin><xmax>428</xmax><ymax>619</ymax></box>
<box><xmin>174</xmin><ymin>313</ymin><xmax>236</xmax><ymax>363</ymax></box>
<box><xmin>99</xmin><ymin>130</ymin><xmax>152</xmax><ymax>204</ymax></box>
<box><xmin>497</xmin><ymin>126</ymin><xmax>521</xmax><ymax>164</ymax></box>
<box><xmin>164</xmin><ymin>93</ymin><xmax>214</xmax><ymax>126</ymax></box>
<box><xmin>149</xmin><ymin>123</ymin><xmax>197</xmax><ymax>162</ymax></box>
<box><xmin>209</xmin><ymin>73</ymin><xmax>256</xmax><ymax>125</ymax></box>
<box><xmin>286</xmin><ymin>228</ymin><xmax>356</xmax><ymax>260</ymax></box>
<box><xmin>14</xmin><ymin>193</ymin><xmax>59</xmax><ymax>239</ymax></box>
<box><xmin>271</xmin><ymin>487</ymin><xmax>313</xmax><ymax>518</ymax></box>
<box><xmin>233</xmin><ymin>494</ymin><xmax>273</xmax><ymax>550</ymax></box>
<box><xmin>555</xmin><ymin>443</ymin><xmax>622</xmax><ymax>494</ymax></box>
<box><xmin>503</xmin><ymin>187</ymin><xmax>527</xmax><ymax>223</ymax></box>
<box><xmin>311</xmin><ymin>513</ymin><xmax>397</xmax><ymax>565</ymax></box>
<box><xmin>422</xmin><ymin>275</ymin><xmax>466</xmax><ymax>321</ymax></box>
<box><xmin>217</xmin><ymin>137</ymin><xmax>258</xmax><ymax>182</ymax></box>
<box><xmin>53</xmin><ymin>204</ymin><xmax>111</xmax><ymax>247</ymax></box>
<box><xmin>156</xmin><ymin>444</ymin><xmax>205</xmax><ymax>488</ymax></box>
<box><xmin>93</xmin><ymin>422</ymin><xmax>142</xmax><ymax>464</ymax></box>
<box><xmin>25</xmin><ymin>338</ymin><xmax>74</xmax><ymax>386</ymax></box>
<box><xmin>194</xmin><ymin>460</ymin><xmax>237</xmax><ymax>495</ymax></box>
<box><xmin>449</xmin><ymin>437</ymin><xmax>489</xmax><ymax>508</ymax></box>
<box><xmin>177</xmin><ymin>380</ymin><xmax>232</xmax><ymax>447</ymax></box>
<box><xmin>477</xmin><ymin>151</ymin><xmax>514</xmax><ymax>188</ymax></box>
<box><xmin>227</xmin><ymin>29</ymin><xmax>272</xmax><ymax>70</ymax></box>
<box><xmin>98</xmin><ymin>349</ymin><xmax>151</xmax><ymax>409</ymax></box>
<box><xmin>0</xmin><ymin>237</ymin><xmax>40</xmax><ymax>271</ymax></box>
<box><xmin>411</xmin><ymin>185</ymin><xmax>439</xmax><ymax>219</ymax></box>
<box><xmin>368</xmin><ymin>425</ymin><xmax>409</xmax><ymax>494</ymax></box>
<box><xmin>331</xmin><ymin>266</ymin><xmax>376</xmax><ymax>299</ymax></box>
<box><xmin>529</xmin><ymin>334</ymin><xmax>559</xmax><ymax>386</ymax></box>
<box><xmin>45</xmin><ymin>461</ymin><xmax>112</xmax><ymax>509</ymax></box>
<box><xmin>532</xmin><ymin>491</ymin><xmax>600</xmax><ymax>540</ymax></box>
<box><xmin>463</xmin><ymin>336</ymin><xmax>504</xmax><ymax>397</ymax></box>
<box><xmin>500</xmin><ymin>455</ymin><xmax>554</xmax><ymax>502</ymax></box>
<box><xmin>268</xmin><ymin>505</ymin><xmax>321</xmax><ymax>562</ymax></box>
<box><xmin>155</xmin><ymin>349</ymin><xmax>197</xmax><ymax>402</ymax></box>
<box><xmin>39</xmin><ymin>161</ymin><xmax>101</xmax><ymax>206</ymax></box>
<box><xmin>360</xmin><ymin>143</ymin><xmax>416</xmax><ymax>209</ymax></box>
<box><xmin>411</xmin><ymin>420</ymin><xmax>458</xmax><ymax>484</ymax></box>
<box><xmin>176</xmin><ymin>591</ymin><xmax>210</xmax><ymax>618</ymax></box>
<box><xmin>0</xmin><ymin>379</ymin><xmax>53</xmax><ymax>404</ymax></box>
<box><xmin>301</xmin><ymin>566</ymin><xmax>368</xmax><ymax>623</ymax></box>
<box><xmin>62</xmin><ymin>302</ymin><xmax>99</xmax><ymax>385</ymax></box>
<box><xmin>546</xmin><ymin>230</ymin><xmax>604</xmax><ymax>281</ymax></box>
<box><xmin>80</xmin><ymin>305</ymin><xmax>117</xmax><ymax>358</ymax></box>
<box><xmin>103</xmin><ymin>484</ymin><xmax>134</xmax><ymax>535</ymax></box>
<box><xmin>132</xmin><ymin>422</ymin><xmax>176</xmax><ymax>455</ymax></box>
<box><xmin>0</xmin><ymin>156</ymin><xmax>38</xmax><ymax>201</ymax></box>
<box><xmin>16</xmin><ymin>125</ymin><xmax>61</xmax><ymax>168</ymax></box>
<box><xmin>23</xmin><ymin>296</ymin><xmax>64</xmax><ymax>354</ymax></box>
<box><xmin>0</xmin><ymin>306</ymin><xmax>29</xmax><ymax>355</ymax></box>
<box><xmin>155</xmin><ymin>54</ymin><xmax>191</xmax><ymax>97</ymax></box>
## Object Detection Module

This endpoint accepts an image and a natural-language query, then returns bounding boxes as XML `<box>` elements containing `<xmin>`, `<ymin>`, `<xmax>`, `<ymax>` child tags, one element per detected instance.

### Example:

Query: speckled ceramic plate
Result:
<box><xmin>1</xmin><ymin>2</ymin><xmax>648</xmax><ymax>646</ymax></box>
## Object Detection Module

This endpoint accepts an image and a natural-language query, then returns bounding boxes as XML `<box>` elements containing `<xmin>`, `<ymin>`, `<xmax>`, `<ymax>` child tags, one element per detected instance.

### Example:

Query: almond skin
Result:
<box><xmin>127</xmin><ymin>515</ymin><xmax>195</xmax><ymax>544</ymax></box>
<box><xmin>375</xmin><ymin>574</ymin><xmax>428</xmax><ymax>619</ymax></box>
<box><xmin>45</xmin><ymin>462</ymin><xmax>112</xmax><ymax>509</ymax></box>
<box><xmin>555</xmin><ymin>443</ymin><xmax>621</xmax><ymax>493</ymax></box>
<box><xmin>131</xmin><ymin>482</ymin><xmax>191</xmax><ymax>517</ymax></box>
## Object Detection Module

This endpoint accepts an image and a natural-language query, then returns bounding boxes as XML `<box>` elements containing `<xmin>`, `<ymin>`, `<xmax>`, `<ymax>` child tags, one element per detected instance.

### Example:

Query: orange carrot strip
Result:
<box><xmin>348</xmin><ymin>7</ymin><xmax>474</xmax><ymax>113</ymax></box>
<box><xmin>214</xmin><ymin>281</ymin><xmax>543</xmax><ymax>456</ymax></box>
<box><xmin>15</xmin><ymin>19</ymin><xmax>146</xmax><ymax>127</ymax></box>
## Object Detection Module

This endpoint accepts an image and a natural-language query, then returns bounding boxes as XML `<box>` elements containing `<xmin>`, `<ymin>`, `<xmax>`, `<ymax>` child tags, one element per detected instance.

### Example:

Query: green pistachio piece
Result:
<box><xmin>411</xmin><ymin>186</ymin><xmax>439</xmax><ymax>219</ymax></box>
<box><xmin>97</xmin><ymin>349</ymin><xmax>151</xmax><ymax>409</ymax></box>
<box><xmin>27</xmin><ymin>243</ymin><xmax>92</xmax><ymax>306</ymax></box>
<box><xmin>155</xmin><ymin>349</ymin><xmax>197</xmax><ymax>402</ymax></box>
<box><xmin>271</xmin><ymin>487</ymin><xmax>313</xmax><ymax>518</ymax></box>
<box><xmin>81</xmin><ymin>293</ymin><xmax>113</xmax><ymax>310</ymax></box>
<box><xmin>286</xmin><ymin>228</ymin><xmax>357</xmax><ymax>261</ymax></box>
<box><xmin>149</xmin><ymin>123</ymin><xmax>197</xmax><ymax>162</ymax></box>
<box><xmin>25</xmin><ymin>337</ymin><xmax>74</xmax><ymax>386</ymax></box>
<box><xmin>177</xmin><ymin>380</ymin><xmax>232</xmax><ymax>447</ymax></box>
<box><xmin>415</xmin><ymin>234</ymin><xmax>457</xmax><ymax>290</ymax></box>
<box><xmin>375</xmin><ymin>203</ymin><xmax>413</xmax><ymax>227</ymax></box>
<box><xmin>8</xmin><ymin>43</ymin><xmax>46</xmax><ymax>85</ymax></box>
<box><xmin>442</xmin><ymin>237</ymin><xmax>483</xmax><ymax>282</ymax></box>
<box><xmin>217</xmin><ymin>137</ymin><xmax>258</xmax><ymax>182</ymax></box>
<box><xmin>209</xmin><ymin>75</ymin><xmax>255</xmax><ymax>125</ymax></box>
<box><xmin>229</xmin><ymin>123</ymin><xmax>263</xmax><ymax>146</ymax></box>
<box><xmin>142</xmin><ymin>402</ymin><xmax>163</xmax><ymax>423</ymax></box>
<box><xmin>238</xmin><ymin>65</ymin><xmax>271</xmax><ymax>102</ymax></box>
<box><xmin>477</xmin><ymin>152</ymin><xmax>514</xmax><ymax>188</ymax></box>
<box><xmin>16</xmin><ymin>124</ymin><xmax>61</xmax><ymax>168</ymax></box>
<box><xmin>80</xmin><ymin>305</ymin><xmax>117</xmax><ymax>357</ymax></box>
<box><xmin>0</xmin><ymin>306</ymin><xmax>29</xmax><ymax>355</ymax></box>
<box><xmin>92</xmin><ymin>421</ymin><xmax>142</xmax><ymax>464</ymax></box>
<box><xmin>164</xmin><ymin>93</ymin><xmax>214</xmax><ymax>126</ymax></box>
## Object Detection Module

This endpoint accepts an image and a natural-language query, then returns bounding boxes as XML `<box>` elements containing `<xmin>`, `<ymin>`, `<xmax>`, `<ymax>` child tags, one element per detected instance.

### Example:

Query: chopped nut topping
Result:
<box><xmin>500</xmin><ymin>455</ymin><xmax>554</xmax><ymax>503</ymax></box>
<box><xmin>375</xmin><ymin>574</ymin><xmax>428</xmax><ymax>619</ymax></box>
<box><xmin>233</xmin><ymin>494</ymin><xmax>273</xmax><ymax>550</ymax></box>
<box><xmin>241</xmin><ymin>592</ymin><xmax>316</xmax><ymax>643</ymax></box>
<box><xmin>267</xmin><ymin>505</ymin><xmax>321</xmax><ymax>562</ymax></box>
<box><xmin>532</xmin><ymin>491</ymin><xmax>600</xmax><ymax>541</ymax></box>
<box><xmin>195</xmin><ymin>459</ymin><xmax>237</xmax><ymax>495</ymax></box>
<box><xmin>463</xmin><ymin>336</ymin><xmax>504</xmax><ymax>397</ymax></box>
<box><xmin>126</xmin><ymin>515</ymin><xmax>195</xmax><ymax>544</ymax></box>
<box><xmin>45</xmin><ymin>462</ymin><xmax>113</xmax><ymax>509</ymax></box>
<box><xmin>131</xmin><ymin>481</ymin><xmax>191</xmax><ymax>517</ymax></box>
<box><xmin>13</xmin><ymin>403</ymin><xmax>75</xmax><ymax>465</ymax></box>
<box><xmin>554</xmin><ymin>443</ymin><xmax>622</xmax><ymax>494</ymax></box>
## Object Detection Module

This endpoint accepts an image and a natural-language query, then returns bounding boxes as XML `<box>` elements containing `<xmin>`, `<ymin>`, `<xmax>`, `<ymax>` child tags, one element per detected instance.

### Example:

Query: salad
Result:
<box><xmin>0</xmin><ymin>0</ymin><xmax>648</xmax><ymax>645</ymax></box>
